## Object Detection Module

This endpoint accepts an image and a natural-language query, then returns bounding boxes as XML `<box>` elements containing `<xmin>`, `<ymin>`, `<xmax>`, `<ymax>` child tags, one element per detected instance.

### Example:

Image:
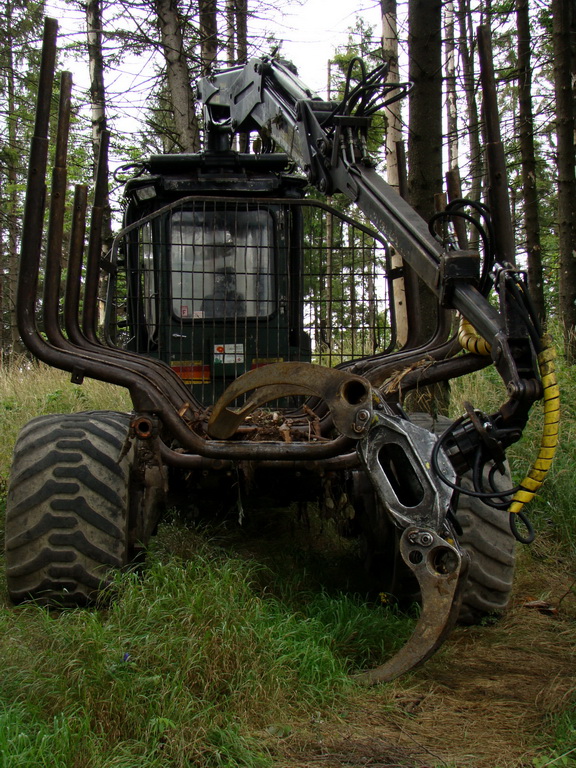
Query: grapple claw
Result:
<box><xmin>356</xmin><ymin>526</ymin><xmax>469</xmax><ymax>684</ymax></box>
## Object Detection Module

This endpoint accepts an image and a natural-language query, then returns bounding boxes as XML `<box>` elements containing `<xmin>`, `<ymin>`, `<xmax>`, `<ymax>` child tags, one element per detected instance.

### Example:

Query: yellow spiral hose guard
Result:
<box><xmin>458</xmin><ymin>316</ymin><xmax>492</xmax><ymax>357</ymax></box>
<box><xmin>457</xmin><ymin>317</ymin><xmax>559</xmax><ymax>516</ymax></box>
<box><xmin>508</xmin><ymin>335</ymin><xmax>559</xmax><ymax>514</ymax></box>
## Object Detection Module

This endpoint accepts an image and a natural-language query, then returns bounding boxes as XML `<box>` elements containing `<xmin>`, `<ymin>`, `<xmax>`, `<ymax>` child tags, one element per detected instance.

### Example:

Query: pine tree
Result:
<box><xmin>552</xmin><ymin>0</ymin><xmax>576</xmax><ymax>361</ymax></box>
<box><xmin>0</xmin><ymin>0</ymin><xmax>45</xmax><ymax>355</ymax></box>
<box><xmin>516</xmin><ymin>0</ymin><xmax>545</xmax><ymax>324</ymax></box>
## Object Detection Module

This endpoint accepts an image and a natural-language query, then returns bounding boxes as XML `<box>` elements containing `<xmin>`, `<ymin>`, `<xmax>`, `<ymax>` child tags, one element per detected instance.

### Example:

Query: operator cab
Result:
<box><xmin>110</xmin><ymin>151</ymin><xmax>395</xmax><ymax>406</ymax></box>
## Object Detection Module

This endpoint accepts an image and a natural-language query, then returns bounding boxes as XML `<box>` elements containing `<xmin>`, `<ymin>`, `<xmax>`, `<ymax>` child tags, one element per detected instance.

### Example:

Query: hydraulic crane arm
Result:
<box><xmin>197</xmin><ymin>57</ymin><xmax>538</xmax><ymax>403</ymax></box>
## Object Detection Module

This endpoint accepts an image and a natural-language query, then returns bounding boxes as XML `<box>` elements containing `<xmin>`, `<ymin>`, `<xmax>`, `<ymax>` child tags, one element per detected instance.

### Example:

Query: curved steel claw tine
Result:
<box><xmin>207</xmin><ymin>361</ymin><xmax>373</xmax><ymax>439</ymax></box>
<box><xmin>356</xmin><ymin>526</ymin><xmax>469</xmax><ymax>685</ymax></box>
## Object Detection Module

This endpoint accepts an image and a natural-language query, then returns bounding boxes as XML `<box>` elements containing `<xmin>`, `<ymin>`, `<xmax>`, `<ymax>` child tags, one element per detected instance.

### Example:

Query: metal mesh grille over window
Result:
<box><xmin>105</xmin><ymin>198</ymin><xmax>395</xmax><ymax>406</ymax></box>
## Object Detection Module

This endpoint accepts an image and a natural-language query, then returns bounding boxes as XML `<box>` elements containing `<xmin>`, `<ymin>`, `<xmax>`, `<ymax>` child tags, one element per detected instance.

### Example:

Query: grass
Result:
<box><xmin>532</xmin><ymin>711</ymin><xmax>576</xmax><ymax>767</ymax></box>
<box><xmin>0</xmin><ymin>530</ymin><xmax>415</xmax><ymax>766</ymax></box>
<box><xmin>0</xmin><ymin>362</ymin><xmax>415</xmax><ymax>765</ymax></box>
<box><xmin>0</xmin><ymin>700</ymin><xmax>81</xmax><ymax>768</ymax></box>
<box><xmin>0</xmin><ymin>353</ymin><xmax>574</xmax><ymax>766</ymax></box>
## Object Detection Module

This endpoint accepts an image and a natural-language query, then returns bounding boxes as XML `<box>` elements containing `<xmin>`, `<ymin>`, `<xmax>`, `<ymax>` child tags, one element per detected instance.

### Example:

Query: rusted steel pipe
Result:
<box><xmin>158</xmin><ymin>440</ymin><xmax>359</xmax><ymax>470</ymax></box>
<box><xmin>41</xmin><ymin>89</ymin><xmax>200</xmax><ymax>418</ymax></box>
<box><xmin>43</xmin><ymin>71</ymin><xmax>72</xmax><ymax>347</ymax></box>
<box><xmin>64</xmin><ymin>184</ymin><xmax>89</xmax><ymax>347</ymax></box>
<box><xmin>24</xmin><ymin>39</ymin><xmax>192</xmax><ymax>410</ymax></box>
<box><xmin>61</xmin><ymin>178</ymin><xmax>200</xmax><ymax>406</ymax></box>
<box><xmin>17</xmin><ymin>18</ymin><xmax>58</xmax><ymax>345</ymax></box>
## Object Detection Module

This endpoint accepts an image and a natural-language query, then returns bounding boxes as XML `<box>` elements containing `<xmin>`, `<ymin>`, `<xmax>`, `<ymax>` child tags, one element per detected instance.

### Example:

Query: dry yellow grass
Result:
<box><xmin>0</xmin><ymin>359</ymin><xmax>131</xmax><ymax>483</ymax></box>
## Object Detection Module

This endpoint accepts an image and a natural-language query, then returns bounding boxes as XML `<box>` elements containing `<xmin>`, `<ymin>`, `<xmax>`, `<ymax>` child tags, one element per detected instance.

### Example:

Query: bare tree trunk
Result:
<box><xmin>86</xmin><ymin>0</ymin><xmax>113</xmax><ymax>263</ymax></box>
<box><xmin>406</xmin><ymin>0</ymin><xmax>449</xmax><ymax>414</ymax></box>
<box><xmin>86</xmin><ymin>1</ymin><xmax>106</xmax><ymax>177</ymax></box>
<box><xmin>381</xmin><ymin>0</ymin><xmax>410</xmax><ymax>347</ymax></box>
<box><xmin>552</xmin><ymin>0</ymin><xmax>576</xmax><ymax>361</ymax></box>
<box><xmin>381</xmin><ymin>0</ymin><xmax>401</xmax><ymax>190</ymax></box>
<box><xmin>225</xmin><ymin>0</ymin><xmax>235</xmax><ymax>65</ymax></box>
<box><xmin>456</xmin><ymin>0</ymin><xmax>483</xmax><ymax>251</ymax></box>
<box><xmin>408</xmin><ymin>0</ymin><xmax>443</xmax><ymax>222</ymax></box>
<box><xmin>236</xmin><ymin>0</ymin><xmax>248</xmax><ymax>64</ymax></box>
<box><xmin>445</xmin><ymin>1</ymin><xmax>459</xmax><ymax>171</ymax></box>
<box><xmin>5</xmin><ymin>2</ymin><xmax>23</xmax><ymax>354</ymax></box>
<box><xmin>199</xmin><ymin>0</ymin><xmax>218</xmax><ymax>75</ymax></box>
<box><xmin>572</xmin><ymin>1</ymin><xmax>576</xmax><ymax>147</ymax></box>
<box><xmin>155</xmin><ymin>0</ymin><xmax>200</xmax><ymax>152</ymax></box>
<box><xmin>235</xmin><ymin>0</ymin><xmax>249</xmax><ymax>149</ymax></box>
<box><xmin>406</xmin><ymin>0</ymin><xmax>443</xmax><ymax>339</ymax></box>
<box><xmin>516</xmin><ymin>0</ymin><xmax>545</xmax><ymax>324</ymax></box>
<box><xmin>0</xmin><ymin>175</ymin><xmax>4</xmax><ymax>353</ymax></box>
<box><xmin>224</xmin><ymin>0</ymin><xmax>247</xmax><ymax>67</ymax></box>
<box><xmin>478</xmin><ymin>25</ymin><xmax>515</xmax><ymax>267</ymax></box>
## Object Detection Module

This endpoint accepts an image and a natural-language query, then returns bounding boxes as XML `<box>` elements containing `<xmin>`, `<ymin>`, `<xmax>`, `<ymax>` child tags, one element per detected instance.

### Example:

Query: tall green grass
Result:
<box><xmin>0</xmin><ymin>700</ymin><xmax>82</xmax><ymax>768</ymax></box>
<box><xmin>0</xmin><ymin>533</ymin><xmax>412</xmax><ymax>767</ymax></box>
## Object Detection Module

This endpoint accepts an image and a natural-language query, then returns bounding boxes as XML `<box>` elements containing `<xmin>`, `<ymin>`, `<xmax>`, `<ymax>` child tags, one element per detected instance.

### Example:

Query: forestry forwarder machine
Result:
<box><xmin>4</xmin><ymin>18</ymin><xmax>559</xmax><ymax>682</ymax></box>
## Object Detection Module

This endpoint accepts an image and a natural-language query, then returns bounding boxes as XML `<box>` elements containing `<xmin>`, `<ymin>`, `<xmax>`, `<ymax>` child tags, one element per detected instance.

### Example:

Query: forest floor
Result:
<box><xmin>255</xmin><ymin>538</ymin><xmax>576</xmax><ymax>768</ymax></box>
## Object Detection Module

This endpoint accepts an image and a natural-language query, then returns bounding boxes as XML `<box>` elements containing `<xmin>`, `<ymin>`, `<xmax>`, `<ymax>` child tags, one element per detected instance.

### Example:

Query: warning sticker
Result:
<box><xmin>214</xmin><ymin>343</ymin><xmax>244</xmax><ymax>365</ymax></box>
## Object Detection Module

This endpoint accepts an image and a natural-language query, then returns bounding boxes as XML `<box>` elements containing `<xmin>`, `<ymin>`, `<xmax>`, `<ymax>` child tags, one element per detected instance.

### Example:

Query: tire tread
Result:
<box><xmin>409</xmin><ymin>412</ymin><xmax>516</xmax><ymax>625</ymax></box>
<box><xmin>5</xmin><ymin>411</ymin><xmax>133</xmax><ymax>606</ymax></box>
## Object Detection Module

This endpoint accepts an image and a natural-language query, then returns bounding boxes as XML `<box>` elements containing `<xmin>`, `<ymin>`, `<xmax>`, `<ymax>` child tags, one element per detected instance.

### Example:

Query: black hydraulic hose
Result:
<box><xmin>431</xmin><ymin>417</ymin><xmax>521</xmax><ymax>502</ymax></box>
<box><xmin>428</xmin><ymin>198</ymin><xmax>498</xmax><ymax>295</ymax></box>
<box><xmin>509</xmin><ymin>511</ymin><xmax>535</xmax><ymax>544</ymax></box>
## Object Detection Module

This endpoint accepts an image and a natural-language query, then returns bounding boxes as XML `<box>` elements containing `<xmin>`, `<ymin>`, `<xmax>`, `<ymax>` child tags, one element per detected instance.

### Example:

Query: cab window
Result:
<box><xmin>171</xmin><ymin>208</ymin><xmax>275</xmax><ymax>320</ymax></box>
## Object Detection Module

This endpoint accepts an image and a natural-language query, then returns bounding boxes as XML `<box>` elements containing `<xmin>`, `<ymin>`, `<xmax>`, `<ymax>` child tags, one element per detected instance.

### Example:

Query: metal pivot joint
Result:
<box><xmin>208</xmin><ymin>362</ymin><xmax>375</xmax><ymax>440</ymax></box>
<box><xmin>356</xmin><ymin>412</ymin><xmax>456</xmax><ymax>532</ymax></box>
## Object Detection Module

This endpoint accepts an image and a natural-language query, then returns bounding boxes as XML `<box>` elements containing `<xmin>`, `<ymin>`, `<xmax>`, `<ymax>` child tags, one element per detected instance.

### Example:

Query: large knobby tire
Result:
<box><xmin>5</xmin><ymin>411</ymin><xmax>135</xmax><ymax>607</ymax></box>
<box><xmin>409</xmin><ymin>412</ymin><xmax>516</xmax><ymax>625</ymax></box>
